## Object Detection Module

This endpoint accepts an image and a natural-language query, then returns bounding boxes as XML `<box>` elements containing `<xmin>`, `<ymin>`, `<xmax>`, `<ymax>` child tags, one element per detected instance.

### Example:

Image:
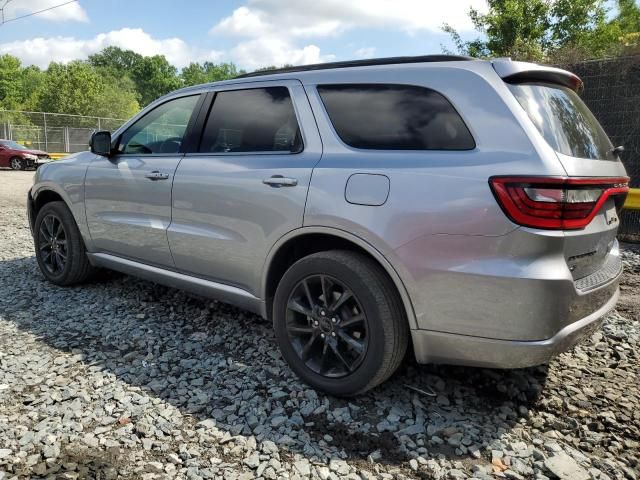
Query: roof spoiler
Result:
<box><xmin>492</xmin><ymin>58</ymin><xmax>583</xmax><ymax>92</ymax></box>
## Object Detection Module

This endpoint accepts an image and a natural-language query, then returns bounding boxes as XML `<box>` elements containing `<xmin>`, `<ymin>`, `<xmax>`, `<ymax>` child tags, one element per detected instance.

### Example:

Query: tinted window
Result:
<box><xmin>317</xmin><ymin>84</ymin><xmax>475</xmax><ymax>150</ymax></box>
<box><xmin>200</xmin><ymin>87</ymin><xmax>302</xmax><ymax>153</ymax></box>
<box><xmin>118</xmin><ymin>95</ymin><xmax>199</xmax><ymax>154</ymax></box>
<box><xmin>508</xmin><ymin>83</ymin><xmax>615</xmax><ymax>160</ymax></box>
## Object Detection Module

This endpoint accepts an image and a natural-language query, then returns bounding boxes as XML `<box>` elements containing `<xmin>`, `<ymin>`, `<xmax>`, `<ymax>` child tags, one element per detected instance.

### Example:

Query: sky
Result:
<box><xmin>0</xmin><ymin>0</ymin><xmax>491</xmax><ymax>71</ymax></box>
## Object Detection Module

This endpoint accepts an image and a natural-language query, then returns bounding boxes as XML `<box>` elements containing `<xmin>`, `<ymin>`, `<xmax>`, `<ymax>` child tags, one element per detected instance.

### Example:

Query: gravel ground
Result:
<box><xmin>0</xmin><ymin>170</ymin><xmax>638</xmax><ymax>480</ymax></box>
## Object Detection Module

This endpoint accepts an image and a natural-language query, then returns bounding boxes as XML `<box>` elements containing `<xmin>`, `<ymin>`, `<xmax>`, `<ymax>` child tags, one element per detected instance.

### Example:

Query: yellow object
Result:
<box><xmin>48</xmin><ymin>153</ymin><xmax>68</xmax><ymax>160</ymax></box>
<box><xmin>625</xmin><ymin>188</ymin><xmax>640</xmax><ymax>210</ymax></box>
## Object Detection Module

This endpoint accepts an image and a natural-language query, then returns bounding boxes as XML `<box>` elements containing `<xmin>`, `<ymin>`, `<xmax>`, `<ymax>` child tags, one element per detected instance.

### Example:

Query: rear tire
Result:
<box><xmin>273</xmin><ymin>250</ymin><xmax>408</xmax><ymax>396</ymax></box>
<box><xmin>34</xmin><ymin>201</ymin><xmax>95</xmax><ymax>286</ymax></box>
<box><xmin>10</xmin><ymin>157</ymin><xmax>24</xmax><ymax>170</ymax></box>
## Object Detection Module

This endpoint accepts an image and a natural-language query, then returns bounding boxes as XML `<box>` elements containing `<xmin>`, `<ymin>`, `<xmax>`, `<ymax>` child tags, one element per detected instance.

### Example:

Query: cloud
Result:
<box><xmin>0</xmin><ymin>28</ymin><xmax>224</xmax><ymax>69</ymax></box>
<box><xmin>3</xmin><ymin>0</ymin><xmax>89</xmax><ymax>22</ymax></box>
<box><xmin>354</xmin><ymin>47</ymin><xmax>376</xmax><ymax>58</ymax></box>
<box><xmin>230</xmin><ymin>38</ymin><xmax>334</xmax><ymax>71</ymax></box>
<box><xmin>211</xmin><ymin>0</ymin><xmax>486</xmax><ymax>69</ymax></box>
<box><xmin>213</xmin><ymin>0</ymin><xmax>486</xmax><ymax>38</ymax></box>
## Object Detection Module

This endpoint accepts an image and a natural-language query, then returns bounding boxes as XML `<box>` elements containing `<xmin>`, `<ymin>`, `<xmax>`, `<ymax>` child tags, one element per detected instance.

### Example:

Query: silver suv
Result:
<box><xmin>28</xmin><ymin>56</ymin><xmax>629</xmax><ymax>396</ymax></box>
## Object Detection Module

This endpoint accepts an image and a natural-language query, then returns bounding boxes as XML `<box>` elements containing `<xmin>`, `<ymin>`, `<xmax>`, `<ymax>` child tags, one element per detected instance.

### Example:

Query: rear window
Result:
<box><xmin>507</xmin><ymin>83</ymin><xmax>616</xmax><ymax>161</ymax></box>
<box><xmin>317</xmin><ymin>84</ymin><xmax>475</xmax><ymax>150</ymax></box>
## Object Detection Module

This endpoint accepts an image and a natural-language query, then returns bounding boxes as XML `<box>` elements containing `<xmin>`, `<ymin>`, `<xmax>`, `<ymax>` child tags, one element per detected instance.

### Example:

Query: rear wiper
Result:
<box><xmin>609</xmin><ymin>145</ymin><xmax>625</xmax><ymax>156</ymax></box>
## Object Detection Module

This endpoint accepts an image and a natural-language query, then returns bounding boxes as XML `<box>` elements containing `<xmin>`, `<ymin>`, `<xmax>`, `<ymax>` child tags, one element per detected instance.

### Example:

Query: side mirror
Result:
<box><xmin>90</xmin><ymin>130</ymin><xmax>112</xmax><ymax>156</ymax></box>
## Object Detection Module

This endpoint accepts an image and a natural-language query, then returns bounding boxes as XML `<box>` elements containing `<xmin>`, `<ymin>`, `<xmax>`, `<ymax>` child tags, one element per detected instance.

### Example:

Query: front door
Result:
<box><xmin>168</xmin><ymin>81</ymin><xmax>322</xmax><ymax>296</ymax></box>
<box><xmin>85</xmin><ymin>94</ymin><xmax>201</xmax><ymax>267</ymax></box>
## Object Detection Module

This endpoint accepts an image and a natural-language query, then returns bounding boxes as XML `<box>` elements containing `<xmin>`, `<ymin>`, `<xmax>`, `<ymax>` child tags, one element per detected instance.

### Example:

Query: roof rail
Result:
<box><xmin>236</xmin><ymin>55</ymin><xmax>476</xmax><ymax>79</ymax></box>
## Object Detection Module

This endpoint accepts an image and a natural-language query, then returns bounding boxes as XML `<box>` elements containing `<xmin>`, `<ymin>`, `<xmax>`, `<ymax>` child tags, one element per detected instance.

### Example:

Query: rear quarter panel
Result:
<box><xmin>302</xmin><ymin>62</ymin><xmax>571</xmax><ymax>333</ymax></box>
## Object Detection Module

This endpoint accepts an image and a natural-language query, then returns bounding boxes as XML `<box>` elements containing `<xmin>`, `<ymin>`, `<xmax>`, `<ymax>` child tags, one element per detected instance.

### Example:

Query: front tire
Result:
<box><xmin>10</xmin><ymin>157</ymin><xmax>24</xmax><ymax>170</ymax></box>
<box><xmin>34</xmin><ymin>201</ymin><xmax>95</xmax><ymax>286</ymax></box>
<box><xmin>273</xmin><ymin>250</ymin><xmax>408</xmax><ymax>396</ymax></box>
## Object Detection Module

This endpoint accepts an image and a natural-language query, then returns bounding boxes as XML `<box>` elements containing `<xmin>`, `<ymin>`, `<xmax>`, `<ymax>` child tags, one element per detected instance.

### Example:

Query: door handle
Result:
<box><xmin>145</xmin><ymin>171</ymin><xmax>170</xmax><ymax>181</ymax></box>
<box><xmin>263</xmin><ymin>175</ymin><xmax>298</xmax><ymax>187</ymax></box>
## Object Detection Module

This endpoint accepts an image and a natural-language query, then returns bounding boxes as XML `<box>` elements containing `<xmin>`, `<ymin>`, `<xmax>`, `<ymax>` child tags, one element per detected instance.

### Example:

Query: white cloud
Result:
<box><xmin>3</xmin><ymin>0</ymin><xmax>88</xmax><ymax>22</ymax></box>
<box><xmin>213</xmin><ymin>0</ymin><xmax>486</xmax><ymax>38</ymax></box>
<box><xmin>354</xmin><ymin>47</ymin><xmax>376</xmax><ymax>58</ymax></box>
<box><xmin>231</xmin><ymin>38</ymin><xmax>334</xmax><ymax>70</ymax></box>
<box><xmin>0</xmin><ymin>28</ymin><xmax>224</xmax><ymax>69</ymax></box>
<box><xmin>211</xmin><ymin>0</ymin><xmax>486</xmax><ymax>69</ymax></box>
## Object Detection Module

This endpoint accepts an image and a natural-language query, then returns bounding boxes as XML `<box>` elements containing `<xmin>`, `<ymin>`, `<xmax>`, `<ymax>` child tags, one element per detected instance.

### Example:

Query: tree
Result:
<box><xmin>88</xmin><ymin>46</ymin><xmax>144</xmax><ymax>74</ymax></box>
<box><xmin>92</xmin><ymin>76</ymin><xmax>140</xmax><ymax>120</ymax></box>
<box><xmin>37</xmin><ymin>61</ymin><xmax>139</xmax><ymax>118</ymax></box>
<box><xmin>181</xmin><ymin>62</ymin><xmax>241</xmax><ymax>86</ymax></box>
<box><xmin>616</xmin><ymin>0</ymin><xmax>640</xmax><ymax>34</ymax></box>
<box><xmin>443</xmin><ymin>0</ymin><xmax>631</xmax><ymax>61</ymax></box>
<box><xmin>89</xmin><ymin>46</ymin><xmax>181</xmax><ymax>106</ymax></box>
<box><xmin>131</xmin><ymin>55</ymin><xmax>181</xmax><ymax>106</ymax></box>
<box><xmin>0</xmin><ymin>54</ymin><xmax>24</xmax><ymax>110</ymax></box>
<box><xmin>19</xmin><ymin>66</ymin><xmax>45</xmax><ymax>111</ymax></box>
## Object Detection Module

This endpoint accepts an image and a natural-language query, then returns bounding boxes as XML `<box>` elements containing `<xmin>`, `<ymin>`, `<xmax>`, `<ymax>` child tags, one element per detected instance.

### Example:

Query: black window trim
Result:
<box><xmin>112</xmin><ymin>92</ymin><xmax>206</xmax><ymax>157</ymax></box>
<box><xmin>194</xmin><ymin>85</ymin><xmax>305</xmax><ymax>156</ymax></box>
<box><xmin>316</xmin><ymin>82</ymin><xmax>477</xmax><ymax>152</ymax></box>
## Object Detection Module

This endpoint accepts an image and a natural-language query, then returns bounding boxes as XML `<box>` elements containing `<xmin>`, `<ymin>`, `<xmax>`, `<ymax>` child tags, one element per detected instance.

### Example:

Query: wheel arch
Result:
<box><xmin>29</xmin><ymin>185</ymin><xmax>75</xmax><ymax>233</ymax></box>
<box><xmin>262</xmin><ymin>227</ymin><xmax>417</xmax><ymax>329</ymax></box>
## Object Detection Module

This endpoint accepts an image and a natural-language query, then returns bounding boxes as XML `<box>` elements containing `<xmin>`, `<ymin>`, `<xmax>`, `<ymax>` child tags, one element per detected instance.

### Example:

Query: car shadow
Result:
<box><xmin>1</xmin><ymin>255</ymin><xmax>549</xmax><ymax>474</ymax></box>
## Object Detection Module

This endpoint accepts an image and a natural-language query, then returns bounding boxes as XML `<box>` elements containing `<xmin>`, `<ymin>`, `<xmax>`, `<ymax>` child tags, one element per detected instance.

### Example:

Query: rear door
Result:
<box><xmin>85</xmin><ymin>94</ymin><xmax>203</xmax><ymax>267</ymax></box>
<box><xmin>168</xmin><ymin>80</ymin><xmax>322</xmax><ymax>296</ymax></box>
<box><xmin>507</xmin><ymin>81</ymin><xmax>628</xmax><ymax>280</ymax></box>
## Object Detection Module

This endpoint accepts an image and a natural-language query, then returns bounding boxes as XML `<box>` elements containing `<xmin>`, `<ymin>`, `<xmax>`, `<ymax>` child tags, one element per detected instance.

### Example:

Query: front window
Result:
<box><xmin>118</xmin><ymin>95</ymin><xmax>199</xmax><ymax>155</ymax></box>
<box><xmin>508</xmin><ymin>82</ymin><xmax>616</xmax><ymax>161</ymax></box>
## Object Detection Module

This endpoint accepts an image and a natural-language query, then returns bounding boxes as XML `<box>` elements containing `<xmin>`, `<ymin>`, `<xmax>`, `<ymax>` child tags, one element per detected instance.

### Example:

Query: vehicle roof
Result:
<box><xmin>173</xmin><ymin>55</ymin><xmax>481</xmax><ymax>95</ymax></box>
<box><xmin>236</xmin><ymin>54</ymin><xmax>475</xmax><ymax>78</ymax></box>
<box><xmin>164</xmin><ymin>55</ymin><xmax>582</xmax><ymax>102</ymax></box>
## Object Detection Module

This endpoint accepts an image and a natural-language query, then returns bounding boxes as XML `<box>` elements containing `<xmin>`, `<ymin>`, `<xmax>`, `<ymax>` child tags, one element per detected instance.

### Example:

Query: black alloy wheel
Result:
<box><xmin>273</xmin><ymin>250</ymin><xmax>408</xmax><ymax>396</ymax></box>
<box><xmin>285</xmin><ymin>274</ymin><xmax>368</xmax><ymax>378</ymax></box>
<box><xmin>34</xmin><ymin>201</ymin><xmax>95</xmax><ymax>285</ymax></box>
<box><xmin>38</xmin><ymin>213</ymin><xmax>68</xmax><ymax>275</ymax></box>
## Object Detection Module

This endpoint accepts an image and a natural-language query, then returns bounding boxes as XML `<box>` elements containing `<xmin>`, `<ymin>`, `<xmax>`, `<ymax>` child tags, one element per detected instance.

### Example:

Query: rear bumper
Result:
<box><xmin>412</xmin><ymin>286</ymin><xmax>618</xmax><ymax>368</ymax></box>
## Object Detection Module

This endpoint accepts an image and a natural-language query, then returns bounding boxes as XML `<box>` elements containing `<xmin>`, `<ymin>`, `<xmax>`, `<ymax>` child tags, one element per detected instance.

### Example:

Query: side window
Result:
<box><xmin>317</xmin><ymin>84</ymin><xmax>475</xmax><ymax>150</ymax></box>
<box><xmin>199</xmin><ymin>87</ymin><xmax>302</xmax><ymax>153</ymax></box>
<box><xmin>118</xmin><ymin>95</ymin><xmax>200</xmax><ymax>154</ymax></box>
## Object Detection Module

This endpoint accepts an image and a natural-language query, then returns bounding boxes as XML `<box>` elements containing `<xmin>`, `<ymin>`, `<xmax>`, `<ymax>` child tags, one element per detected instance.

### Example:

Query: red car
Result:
<box><xmin>0</xmin><ymin>140</ymin><xmax>52</xmax><ymax>170</ymax></box>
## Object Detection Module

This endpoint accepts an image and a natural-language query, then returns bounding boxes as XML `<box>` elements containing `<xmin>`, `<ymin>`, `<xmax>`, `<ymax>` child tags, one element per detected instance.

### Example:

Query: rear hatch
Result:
<box><xmin>493</xmin><ymin>61</ymin><xmax>629</xmax><ymax>285</ymax></box>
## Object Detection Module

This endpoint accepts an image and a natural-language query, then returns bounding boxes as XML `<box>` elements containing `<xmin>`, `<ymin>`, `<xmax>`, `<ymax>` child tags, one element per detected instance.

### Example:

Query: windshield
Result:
<box><xmin>0</xmin><ymin>140</ymin><xmax>27</xmax><ymax>150</ymax></box>
<box><xmin>508</xmin><ymin>82</ymin><xmax>616</xmax><ymax>161</ymax></box>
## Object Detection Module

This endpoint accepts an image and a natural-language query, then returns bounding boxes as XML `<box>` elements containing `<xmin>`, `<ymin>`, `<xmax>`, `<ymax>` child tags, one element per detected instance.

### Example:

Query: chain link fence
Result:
<box><xmin>0</xmin><ymin>110</ymin><xmax>126</xmax><ymax>154</ymax></box>
<box><xmin>561</xmin><ymin>55</ymin><xmax>640</xmax><ymax>238</ymax></box>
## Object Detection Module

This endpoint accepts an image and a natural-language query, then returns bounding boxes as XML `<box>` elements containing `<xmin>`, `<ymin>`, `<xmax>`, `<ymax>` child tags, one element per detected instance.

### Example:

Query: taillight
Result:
<box><xmin>489</xmin><ymin>176</ymin><xmax>629</xmax><ymax>230</ymax></box>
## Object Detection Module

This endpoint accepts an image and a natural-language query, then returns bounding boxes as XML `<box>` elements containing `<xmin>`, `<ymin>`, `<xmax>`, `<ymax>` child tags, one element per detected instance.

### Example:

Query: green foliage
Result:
<box><xmin>0</xmin><ymin>54</ymin><xmax>24</xmax><ymax>110</ymax></box>
<box><xmin>19</xmin><ymin>66</ymin><xmax>45</xmax><ymax>111</ymax></box>
<box><xmin>131</xmin><ymin>55</ymin><xmax>182</xmax><ymax>106</ymax></box>
<box><xmin>88</xmin><ymin>46</ymin><xmax>144</xmax><ymax>74</ymax></box>
<box><xmin>444</xmin><ymin>0</ymin><xmax>640</xmax><ymax>62</ymax></box>
<box><xmin>0</xmin><ymin>46</ymin><xmax>247</xmax><ymax>118</ymax></box>
<box><xmin>181</xmin><ymin>62</ymin><xmax>242</xmax><ymax>86</ymax></box>
<box><xmin>89</xmin><ymin>47</ymin><xmax>180</xmax><ymax>106</ymax></box>
<box><xmin>35</xmin><ymin>61</ymin><xmax>140</xmax><ymax>119</ymax></box>
<box><xmin>617</xmin><ymin>0</ymin><xmax>640</xmax><ymax>34</ymax></box>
